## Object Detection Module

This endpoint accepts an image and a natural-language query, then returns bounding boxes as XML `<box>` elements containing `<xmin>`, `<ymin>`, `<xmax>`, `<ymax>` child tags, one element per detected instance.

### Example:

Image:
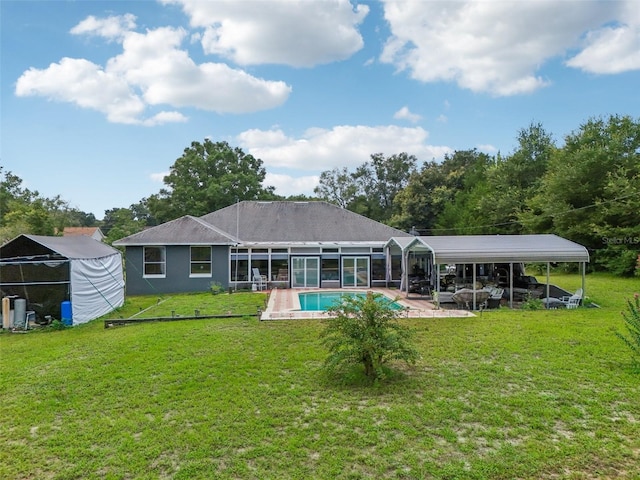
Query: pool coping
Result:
<box><xmin>261</xmin><ymin>288</ymin><xmax>475</xmax><ymax>320</ymax></box>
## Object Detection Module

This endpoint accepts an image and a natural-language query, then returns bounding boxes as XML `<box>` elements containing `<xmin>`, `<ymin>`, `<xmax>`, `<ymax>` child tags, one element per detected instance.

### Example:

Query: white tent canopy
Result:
<box><xmin>0</xmin><ymin>235</ymin><xmax>124</xmax><ymax>325</ymax></box>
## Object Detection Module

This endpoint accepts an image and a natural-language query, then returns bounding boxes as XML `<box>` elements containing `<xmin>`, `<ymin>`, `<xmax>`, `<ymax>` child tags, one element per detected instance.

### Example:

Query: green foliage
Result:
<box><xmin>0</xmin><ymin>167</ymin><xmax>97</xmax><ymax>243</ymax></box>
<box><xmin>391</xmin><ymin>149</ymin><xmax>491</xmax><ymax>233</ymax></box>
<box><xmin>615</xmin><ymin>293</ymin><xmax>640</xmax><ymax>364</ymax></box>
<box><xmin>146</xmin><ymin>139</ymin><xmax>277</xmax><ymax>223</ymax></box>
<box><xmin>521</xmin><ymin>115</ymin><xmax>640</xmax><ymax>274</ymax></box>
<box><xmin>48</xmin><ymin>319</ymin><xmax>68</xmax><ymax>330</ymax></box>
<box><xmin>320</xmin><ymin>292</ymin><xmax>419</xmax><ymax>381</ymax></box>
<box><xmin>209</xmin><ymin>281</ymin><xmax>225</xmax><ymax>295</ymax></box>
<box><xmin>521</xmin><ymin>296</ymin><xmax>544</xmax><ymax>311</ymax></box>
<box><xmin>314</xmin><ymin>153</ymin><xmax>417</xmax><ymax>223</ymax></box>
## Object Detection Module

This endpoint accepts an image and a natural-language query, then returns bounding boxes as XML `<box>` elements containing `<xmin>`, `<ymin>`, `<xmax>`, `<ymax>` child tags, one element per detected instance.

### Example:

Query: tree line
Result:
<box><xmin>2</xmin><ymin>115</ymin><xmax>638</xmax><ymax>275</ymax></box>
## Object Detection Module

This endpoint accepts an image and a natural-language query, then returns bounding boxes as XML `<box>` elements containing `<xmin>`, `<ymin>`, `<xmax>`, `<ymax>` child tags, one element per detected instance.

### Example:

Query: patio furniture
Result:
<box><xmin>482</xmin><ymin>286</ymin><xmax>504</xmax><ymax>309</ymax></box>
<box><xmin>560</xmin><ymin>288</ymin><xmax>583</xmax><ymax>309</ymax></box>
<box><xmin>451</xmin><ymin>288</ymin><xmax>491</xmax><ymax>310</ymax></box>
<box><xmin>252</xmin><ymin>268</ymin><xmax>268</xmax><ymax>290</ymax></box>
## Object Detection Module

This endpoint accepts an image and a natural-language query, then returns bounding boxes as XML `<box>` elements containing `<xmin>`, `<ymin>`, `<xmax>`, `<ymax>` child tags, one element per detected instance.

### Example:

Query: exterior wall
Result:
<box><xmin>124</xmin><ymin>245</ymin><xmax>229</xmax><ymax>295</ymax></box>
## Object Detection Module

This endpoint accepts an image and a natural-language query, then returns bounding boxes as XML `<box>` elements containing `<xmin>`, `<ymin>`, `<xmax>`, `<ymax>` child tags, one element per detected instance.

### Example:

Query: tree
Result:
<box><xmin>314</xmin><ymin>167</ymin><xmax>359</xmax><ymax>209</ymax></box>
<box><xmin>353</xmin><ymin>152</ymin><xmax>417</xmax><ymax>222</ymax></box>
<box><xmin>320</xmin><ymin>292</ymin><xmax>419</xmax><ymax>381</ymax></box>
<box><xmin>520</xmin><ymin>115</ymin><xmax>640</xmax><ymax>274</ymax></box>
<box><xmin>314</xmin><ymin>153</ymin><xmax>417</xmax><ymax>223</ymax></box>
<box><xmin>390</xmin><ymin>150</ymin><xmax>490</xmax><ymax>233</ymax></box>
<box><xmin>438</xmin><ymin>123</ymin><xmax>554</xmax><ymax>235</ymax></box>
<box><xmin>147</xmin><ymin>139</ymin><xmax>277</xmax><ymax>223</ymax></box>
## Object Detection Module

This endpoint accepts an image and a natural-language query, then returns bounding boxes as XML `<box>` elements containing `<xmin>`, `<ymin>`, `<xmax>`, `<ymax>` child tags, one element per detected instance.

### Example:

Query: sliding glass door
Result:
<box><xmin>342</xmin><ymin>256</ymin><xmax>369</xmax><ymax>288</ymax></box>
<box><xmin>291</xmin><ymin>256</ymin><xmax>320</xmax><ymax>288</ymax></box>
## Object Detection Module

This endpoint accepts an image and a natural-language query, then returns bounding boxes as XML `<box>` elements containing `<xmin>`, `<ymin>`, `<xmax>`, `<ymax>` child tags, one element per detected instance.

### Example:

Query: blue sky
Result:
<box><xmin>2</xmin><ymin>0</ymin><xmax>639</xmax><ymax>220</ymax></box>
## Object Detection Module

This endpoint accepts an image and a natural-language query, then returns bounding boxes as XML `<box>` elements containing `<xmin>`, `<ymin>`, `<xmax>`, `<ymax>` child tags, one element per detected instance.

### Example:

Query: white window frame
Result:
<box><xmin>190</xmin><ymin>246</ymin><xmax>212</xmax><ymax>278</ymax></box>
<box><xmin>143</xmin><ymin>246</ymin><xmax>166</xmax><ymax>278</ymax></box>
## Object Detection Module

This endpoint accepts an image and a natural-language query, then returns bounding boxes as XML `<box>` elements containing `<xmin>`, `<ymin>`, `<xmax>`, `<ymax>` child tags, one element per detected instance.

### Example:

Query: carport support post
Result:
<box><xmin>581</xmin><ymin>261</ymin><xmax>586</xmax><ymax>304</ymax></box>
<box><xmin>472</xmin><ymin>263</ymin><xmax>477</xmax><ymax>310</ymax></box>
<box><xmin>546</xmin><ymin>262</ymin><xmax>551</xmax><ymax>309</ymax></box>
<box><xmin>509</xmin><ymin>263</ymin><xmax>514</xmax><ymax>308</ymax></box>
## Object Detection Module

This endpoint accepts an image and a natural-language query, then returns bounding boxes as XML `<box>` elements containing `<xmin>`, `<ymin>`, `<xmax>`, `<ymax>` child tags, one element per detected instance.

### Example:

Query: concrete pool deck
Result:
<box><xmin>261</xmin><ymin>288</ymin><xmax>475</xmax><ymax>320</ymax></box>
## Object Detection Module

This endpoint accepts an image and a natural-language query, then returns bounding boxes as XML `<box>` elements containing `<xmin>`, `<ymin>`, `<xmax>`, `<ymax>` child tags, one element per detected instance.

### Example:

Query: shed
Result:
<box><xmin>0</xmin><ymin>234</ymin><xmax>124</xmax><ymax>325</ymax></box>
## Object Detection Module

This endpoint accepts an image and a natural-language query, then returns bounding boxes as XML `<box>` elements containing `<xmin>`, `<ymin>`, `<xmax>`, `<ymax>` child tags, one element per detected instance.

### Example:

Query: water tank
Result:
<box><xmin>14</xmin><ymin>298</ymin><xmax>27</xmax><ymax>329</ymax></box>
<box><xmin>61</xmin><ymin>301</ymin><xmax>73</xmax><ymax>326</ymax></box>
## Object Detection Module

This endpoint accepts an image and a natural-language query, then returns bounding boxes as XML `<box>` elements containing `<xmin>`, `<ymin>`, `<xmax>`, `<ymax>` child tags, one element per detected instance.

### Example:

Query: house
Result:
<box><xmin>113</xmin><ymin>201</ymin><xmax>412</xmax><ymax>295</ymax></box>
<box><xmin>0</xmin><ymin>234</ymin><xmax>124</xmax><ymax>324</ymax></box>
<box><xmin>63</xmin><ymin>226</ymin><xmax>105</xmax><ymax>242</ymax></box>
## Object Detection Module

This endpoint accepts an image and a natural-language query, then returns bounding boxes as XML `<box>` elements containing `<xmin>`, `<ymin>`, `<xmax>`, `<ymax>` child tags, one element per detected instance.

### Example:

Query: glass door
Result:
<box><xmin>291</xmin><ymin>256</ymin><xmax>320</xmax><ymax>288</ymax></box>
<box><xmin>342</xmin><ymin>256</ymin><xmax>370</xmax><ymax>288</ymax></box>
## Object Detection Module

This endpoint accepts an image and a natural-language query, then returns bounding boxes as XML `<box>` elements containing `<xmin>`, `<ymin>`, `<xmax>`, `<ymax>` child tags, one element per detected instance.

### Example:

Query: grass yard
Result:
<box><xmin>1</xmin><ymin>273</ymin><xmax>639</xmax><ymax>479</ymax></box>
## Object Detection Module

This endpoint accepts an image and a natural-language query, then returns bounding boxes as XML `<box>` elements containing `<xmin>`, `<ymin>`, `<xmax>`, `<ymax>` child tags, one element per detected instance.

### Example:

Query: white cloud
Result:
<box><xmin>238</xmin><ymin>125</ymin><xmax>452</xmax><ymax>172</ymax></box>
<box><xmin>566</xmin><ymin>24</ymin><xmax>640</xmax><ymax>74</ymax></box>
<box><xmin>436</xmin><ymin>114</ymin><xmax>448</xmax><ymax>124</ymax></box>
<box><xmin>15</xmin><ymin>21</ymin><xmax>291</xmax><ymax>124</ymax></box>
<box><xmin>150</xmin><ymin>172</ymin><xmax>169</xmax><ymax>182</ymax></box>
<box><xmin>162</xmin><ymin>0</ymin><xmax>369</xmax><ymax>67</ymax></box>
<box><xmin>15</xmin><ymin>57</ymin><xmax>147</xmax><ymax>124</ymax></box>
<box><xmin>380</xmin><ymin>0</ymin><xmax>634</xmax><ymax>96</ymax></box>
<box><xmin>265</xmin><ymin>173</ymin><xmax>320</xmax><ymax>197</ymax></box>
<box><xmin>477</xmin><ymin>144</ymin><xmax>497</xmax><ymax>154</ymax></box>
<box><xmin>69</xmin><ymin>13</ymin><xmax>136</xmax><ymax>40</ymax></box>
<box><xmin>393</xmin><ymin>106</ymin><xmax>422</xmax><ymax>123</ymax></box>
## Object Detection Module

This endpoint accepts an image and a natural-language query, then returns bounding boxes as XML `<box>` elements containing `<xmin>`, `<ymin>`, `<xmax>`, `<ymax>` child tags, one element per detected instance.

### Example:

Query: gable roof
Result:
<box><xmin>200</xmin><ymin>201</ymin><xmax>410</xmax><ymax>243</ymax></box>
<box><xmin>1</xmin><ymin>234</ymin><xmax>120</xmax><ymax>261</ymax></box>
<box><xmin>63</xmin><ymin>226</ymin><xmax>104</xmax><ymax>240</ymax></box>
<box><xmin>388</xmin><ymin>234</ymin><xmax>589</xmax><ymax>264</ymax></box>
<box><xmin>113</xmin><ymin>215</ymin><xmax>238</xmax><ymax>246</ymax></box>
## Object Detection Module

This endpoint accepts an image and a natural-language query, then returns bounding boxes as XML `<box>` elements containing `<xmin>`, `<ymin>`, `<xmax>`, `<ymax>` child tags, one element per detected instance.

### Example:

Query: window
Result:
<box><xmin>190</xmin><ymin>246</ymin><xmax>212</xmax><ymax>277</ymax></box>
<box><xmin>321</xmin><ymin>258</ymin><xmax>339</xmax><ymax>281</ymax></box>
<box><xmin>371</xmin><ymin>256</ymin><xmax>386</xmax><ymax>281</ymax></box>
<box><xmin>144</xmin><ymin>246</ymin><xmax>165</xmax><ymax>277</ymax></box>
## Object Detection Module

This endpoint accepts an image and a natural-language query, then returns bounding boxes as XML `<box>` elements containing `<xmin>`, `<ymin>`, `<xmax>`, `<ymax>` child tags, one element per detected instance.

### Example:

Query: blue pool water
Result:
<box><xmin>298</xmin><ymin>291</ymin><xmax>402</xmax><ymax>311</ymax></box>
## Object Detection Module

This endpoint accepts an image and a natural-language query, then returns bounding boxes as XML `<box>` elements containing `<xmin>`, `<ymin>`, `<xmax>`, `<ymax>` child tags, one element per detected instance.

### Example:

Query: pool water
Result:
<box><xmin>298</xmin><ymin>291</ymin><xmax>402</xmax><ymax>311</ymax></box>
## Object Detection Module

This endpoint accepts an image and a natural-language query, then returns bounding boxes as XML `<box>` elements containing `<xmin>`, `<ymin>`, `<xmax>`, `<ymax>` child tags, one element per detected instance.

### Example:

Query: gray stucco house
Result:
<box><xmin>113</xmin><ymin>201</ymin><xmax>411</xmax><ymax>295</ymax></box>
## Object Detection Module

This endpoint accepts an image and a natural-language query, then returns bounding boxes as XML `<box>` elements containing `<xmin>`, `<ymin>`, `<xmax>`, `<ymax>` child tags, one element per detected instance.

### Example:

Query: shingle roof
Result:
<box><xmin>114</xmin><ymin>201</ymin><xmax>411</xmax><ymax>246</ymax></box>
<box><xmin>199</xmin><ymin>201</ymin><xmax>410</xmax><ymax>243</ymax></box>
<box><xmin>63</xmin><ymin>226</ymin><xmax>103</xmax><ymax>238</ymax></box>
<box><xmin>113</xmin><ymin>215</ymin><xmax>237</xmax><ymax>246</ymax></box>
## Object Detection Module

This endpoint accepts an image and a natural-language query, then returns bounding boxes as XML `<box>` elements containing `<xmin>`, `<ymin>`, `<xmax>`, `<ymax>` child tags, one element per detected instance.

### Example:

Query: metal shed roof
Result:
<box><xmin>1</xmin><ymin>234</ymin><xmax>120</xmax><ymax>261</ymax></box>
<box><xmin>388</xmin><ymin>234</ymin><xmax>589</xmax><ymax>264</ymax></box>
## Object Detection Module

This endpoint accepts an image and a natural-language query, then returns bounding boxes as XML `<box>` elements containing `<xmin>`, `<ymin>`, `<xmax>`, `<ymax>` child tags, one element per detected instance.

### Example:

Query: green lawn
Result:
<box><xmin>1</xmin><ymin>273</ymin><xmax>639</xmax><ymax>479</ymax></box>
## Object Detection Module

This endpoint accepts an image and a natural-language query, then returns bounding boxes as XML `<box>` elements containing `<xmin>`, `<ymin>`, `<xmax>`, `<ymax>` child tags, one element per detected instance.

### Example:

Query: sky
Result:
<box><xmin>2</xmin><ymin>0</ymin><xmax>639</xmax><ymax>220</ymax></box>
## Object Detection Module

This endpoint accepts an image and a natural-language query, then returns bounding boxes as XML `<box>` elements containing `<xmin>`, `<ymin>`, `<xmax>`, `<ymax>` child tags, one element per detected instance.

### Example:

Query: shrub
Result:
<box><xmin>320</xmin><ymin>292</ymin><xmax>419</xmax><ymax>381</ymax></box>
<box><xmin>521</xmin><ymin>295</ymin><xmax>544</xmax><ymax>311</ymax></box>
<box><xmin>615</xmin><ymin>293</ymin><xmax>640</xmax><ymax>364</ymax></box>
<box><xmin>209</xmin><ymin>282</ymin><xmax>225</xmax><ymax>295</ymax></box>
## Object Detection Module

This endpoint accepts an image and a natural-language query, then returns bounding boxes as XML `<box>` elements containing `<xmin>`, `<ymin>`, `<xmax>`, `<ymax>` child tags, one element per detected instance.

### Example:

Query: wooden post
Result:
<box><xmin>2</xmin><ymin>297</ymin><xmax>10</xmax><ymax>329</ymax></box>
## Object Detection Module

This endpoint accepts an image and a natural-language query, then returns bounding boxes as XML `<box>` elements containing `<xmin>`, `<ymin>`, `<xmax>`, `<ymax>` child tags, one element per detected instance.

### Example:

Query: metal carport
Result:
<box><xmin>386</xmin><ymin>234</ymin><xmax>590</xmax><ymax>309</ymax></box>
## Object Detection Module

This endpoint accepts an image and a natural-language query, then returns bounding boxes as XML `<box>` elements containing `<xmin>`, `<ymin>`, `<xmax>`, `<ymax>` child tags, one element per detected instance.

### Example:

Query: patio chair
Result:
<box><xmin>561</xmin><ymin>288</ymin><xmax>583</xmax><ymax>309</ymax></box>
<box><xmin>252</xmin><ymin>268</ymin><xmax>268</xmax><ymax>290</ymax></box>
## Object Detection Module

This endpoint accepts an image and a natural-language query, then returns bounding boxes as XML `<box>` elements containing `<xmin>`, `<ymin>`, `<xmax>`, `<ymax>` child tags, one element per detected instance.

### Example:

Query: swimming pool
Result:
<box><xmin>298</xmin><ymin>291</ymin><xmax>403</xmax><ymax>311</ymax></box>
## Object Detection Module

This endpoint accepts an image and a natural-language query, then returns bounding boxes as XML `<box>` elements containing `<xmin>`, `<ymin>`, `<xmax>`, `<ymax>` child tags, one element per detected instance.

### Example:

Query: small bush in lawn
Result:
<box><xmin>209</xmin><ymin>282</ymin><xmax>225</xmax><ymax>295</ymax></box>
<box><xmin>615</xmin><ymin>293</ymin><xmax>640</xmax><ymax>365</ymax></box>
<box><xmin>320</xmin><ymin>291</ymin><xmax>419</xmax><ymax>382</ymax></box>
<box><xmin>521</xmin><ymin>295</ymin><xmax>544</xmax><ymax>311</ymax></box>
